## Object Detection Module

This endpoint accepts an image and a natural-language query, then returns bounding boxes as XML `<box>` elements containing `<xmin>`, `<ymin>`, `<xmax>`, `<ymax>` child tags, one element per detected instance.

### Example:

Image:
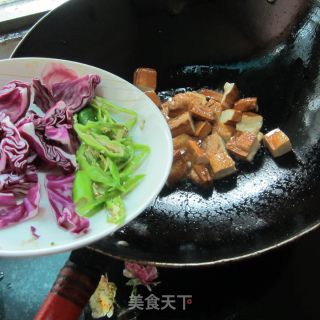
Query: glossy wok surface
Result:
<box><xmin>13</xmin><ymin>0</ymin><xmax>320</xmax><ymax>265</ymax></box>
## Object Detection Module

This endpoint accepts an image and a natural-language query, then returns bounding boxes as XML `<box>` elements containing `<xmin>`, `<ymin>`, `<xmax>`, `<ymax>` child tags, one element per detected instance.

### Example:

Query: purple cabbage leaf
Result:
<box><xmin>0</xmin><ymin>113</ymin><xmax>29</xmax><ymax>174</ymax></box>
<box><xmin>0</xmin><ymin>112</ymin><xmax>40</xmax><ymax>229</ymax></box>
<box><xmin>41</xmin><ymin>63</ymin><xmax>78</xmax><ymax>89</ymax></box>
<box><xmin>0</xmin><ymin>166</ymin><xmax>38</xmax><ymax>196</ymax></box>
<box><xmin>0</xmin><ymin>80</ymin><xmax>31</xmax><ymax>123</ymax></box>
<box><xmin>0</xmin><ymin>175</ymin><xmax>40</xmax><ymax>229</ymax></box>
<box><xmin>17</xmin><ymin>101</ymin><xmax>77</xmax><ymax>172</ymax></box>
<box><xmin>46</xmin><ymin>174</ymin><xmax>89</xmax><ymax>234</ymax></box>
<box><xmin>33</xmin><ymin>63</ymin><xmax>101</xmax><ymax>113</ymax></box>
<box><xmin>33</xmin><ymin>100</ymin><xmax>77</xmax><ymax>154</ymax></box>
<box><xmin>18</xmin><ymin>119</ymin><xmax>77</xmax><ymax>173</ymax></box>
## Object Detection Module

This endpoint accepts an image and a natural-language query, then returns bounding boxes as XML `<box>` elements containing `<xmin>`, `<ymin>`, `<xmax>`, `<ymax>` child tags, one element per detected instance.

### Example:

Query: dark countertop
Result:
<box><xmin>0</xmin><ymin>253</ymin><xmax>69</xmax><ymax>319</ymax></box>
<box><xmin>1</xmin><ymin>226</ymin><xmax>320</xmax><ymax>320</ymax></box>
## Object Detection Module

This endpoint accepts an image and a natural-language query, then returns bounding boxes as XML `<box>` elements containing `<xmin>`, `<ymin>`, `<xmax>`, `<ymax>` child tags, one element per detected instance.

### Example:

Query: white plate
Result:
<box><xmin>0</xmin><ymin>57</ymin><xmax>173</xmax><ymax>257</ymax></box>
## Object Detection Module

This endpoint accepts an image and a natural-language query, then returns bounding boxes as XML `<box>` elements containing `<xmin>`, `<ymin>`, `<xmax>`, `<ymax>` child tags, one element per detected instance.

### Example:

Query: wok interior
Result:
<box><xmin>13</xmin><ymin>0</ymin><xmax>320</xmax><ymax>264</ymax></box>
<box><xmin>98</xmin><ymin>0</ymin><xmax>320</xmax><ymax>264</ymax></box>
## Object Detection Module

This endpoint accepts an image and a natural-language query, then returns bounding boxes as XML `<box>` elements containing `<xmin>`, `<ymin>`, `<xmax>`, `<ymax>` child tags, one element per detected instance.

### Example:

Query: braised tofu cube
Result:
<box><xmin>189</xmin><ymin>168</ymin><xmax>203</xmax><ymax>186</ymax></box>
<box><xmin>219</xmin><ymin>109</ymin><xmax>242</xmax><ymax>125</ymax></box>
<box><xmin>205</xmin><ymin>132</ymin><xmax>226</xmax><ymax>156</ymax></box>
<box><xmin>191</xmin><ymin>104</ymin><xmax>216</xmax><ymax>122</ymax></box>
<box><xmin>173</xmin><ymin>133</ymin><xmax>192</xmax><ymax>150</ymax></box>
<box><xmin>199</xmin><ymin>89</ymin><xmax>223</xmax><ymax>102</ymax></box>
<box><xmin>226</xmin><ymin>132</ymin><xmax>260</xmax><ymax>162</ymax></box>
<box><xmin>234</xmin><ymin>97</ymin><xmax>258</xmax><ymax>112</ymax></box>
<box><xmin>206</xmin><ymin>99</ymin><xmax>223</xmax><ymax>119</ymax></box>
<box><xmin>168</xmin><ymin>92</ymin><xmax>207</xmax><ymax>117</ymax></box>
<box><xmin>221</xmin><ymin>82</ymin><xmax>240</xmax><ymax>109</ymax></box>
<box><xmin>205</xmin><ymin>133</ymin><xmax>237</xmax><ymax>179</ymax></box>
<box><xmin>167</xmin><ymin>150</ymin><xmax>189</xmax><ymax>186</ymax></box>
<box><xmin>212</xmin><ymin>122</ymin><xmax>235</xmax><ymax>142</ymax></box>
<box><xmin>160</xmin><ymin>100</ymin><xmax>171</xmax><ymax>120</ymax></box>
<box><xmin>257</xmin><ymin>132</ymin><xmax>264</xmax><ymax>142</ymax></box>
<box><xmin>187</xmin><ymin>140</ymin><xmax>209</xmax><ymax>165</ymax></box>
<box><xmin>263</xmin><ymin>129</ymin><xmax>292</xmax><ymax>158</ymax></box>
<box><xmin>169</xmin><ymin>112</ymin><xmax>195</xmax><ymax>137</ymax></box>
<box><xmin>145</xmin><ymin>90</ymin><xmax>161</xmax><ymax>107</ymax></box>
<box><xmin>205</xmin><ymin>132</ymin><xmax>231</xmax><ymax>154</ymax></box>
<box><xmin>236</xmin><ymin>112</ymin><xmax>263</xmax><ymax>134</ymax></box>
<box><xmin>189</xmin><ymin>164</ymin><xmax>213</xmax><ymax>188</ymax></box>
<box><xmin>209</xmin><ymin>152</ymin><xmax>237</xmax><ymax>180</ymax></box>
<box><xmin>195</xmin><ymin>121</ymin><xmax>212</xmax><ymax>140</ymax></box>
<box><xmin>134</xmin><ymin>68</ymin><xmax>157</xmax><ymax>92</ymax></box>
<box><xmin>193</xmin><ymin>164</ymin><xmax>213</xmax><ymax>185</ymax></box>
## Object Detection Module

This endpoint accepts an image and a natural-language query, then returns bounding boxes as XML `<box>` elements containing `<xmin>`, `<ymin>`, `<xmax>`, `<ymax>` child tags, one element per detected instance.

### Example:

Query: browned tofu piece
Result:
<box><xmin>221</xmin><ymin>82</ymin><xmax>240</xmax><ymax>109</ymax></box>
<box><xmin>145</xmin><ymin>90</ymin><xmax>161</xmax><ymax>107</ymax></box>
<box><xmin>189</xmin><ymin>168</ymin><xmax>203</xmax><ymax>186</ymax></box>
<box><xmin>168</xmin><ymin>92</ymin><xmax>207</xmax><ymax>117</ymax></box>
<box><xmin>190</xmin><ymin>104</ymin><xmax>216</xmax><ymax>122</ymax></box>
<box><xmin>199</xmin><ymin>89</ymin><xmax>223</xmax><ymax>102</ymax></box>
<box><xmin>236</xmin><ymin>112</ymin><xmax>263</xmax><ymax>134</ymax></box>
<box><xmin>160</xmin><ymin>101</ymin><xmax>171</xmax><ymax>120</ymax></box>
<box><xmin>206</xmin><ymin>99</ymin><xmax>223</xmax><ymax>119</ymax></box>
<box><xmin>173</xmin><ymin>133</ymin><xmax>192</xmax><ymax>150</ymax></box>
<box><xmin>193</xmin><ymin>164</ymin><xmax>213</xmax><ymax>184</ymax></box>
<box><xmin>167</xmin><ymin>150</ymin><xmax>189</xmax><ymax>186</ymax></box>
<box><xmin>133</xmin><ymin>68</ymin><xmax>157</xmax><ymax>92</ymax></box>
<box><xmin>187</xmin><ymin>140</ymin><xmax>209</xmax><ymax>165</ymax></box>
<box><xmin>263</xmin><ymin>128</ymin><xmax>292</xmax><ymax>158</ymax></box>
<box><xmin>234</xmin><ymin>97</ymin><xmax>258</xmax><ymax>112</ymax></box>
<box><xmin>205</xmin><ymin>132</ymin><xmax>226</xmax><ymax>156</ymax></box>
<box><xmin>168</xmin><ymin>112</ymin><xmax>195</xmax><ymax>137</ymax></box>
<box><xmin>212</xmin><ymin>122</ymin><xmax>235</xmax><ymax>142</ymax></box>
<box><xmin>219</xmin><ymin>109</ymin><xmax>242</xmax><ymax>125</ymax></box>
<box><xmin>226</xmin><ymin>132</ymin><xmax>260</xmax><ymax>162</ymax></box>
<box><xmin>257</xmin><ymin>132</ymin><xmax>264</xmax><ymax>142</ymax></box>
<box><xmin>195</xmin><ymin>121</ymin><xmax>212</xmax><ymax>140</ymax></box>
<box><xmin>209</xmin><ymin>152</ymin><xmax>237</xmax><ymax>180</ymax></box>
<box><xmin>204</xmin><ymin>133</ymin><xmax>237</xmax><ymax>179</ymax></box>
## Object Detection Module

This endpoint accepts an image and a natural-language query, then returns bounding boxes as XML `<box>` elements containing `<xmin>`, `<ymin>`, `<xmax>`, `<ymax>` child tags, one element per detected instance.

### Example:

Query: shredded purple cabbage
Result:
<box><xmin>33</xmin><ymin>63</ymin><xmax>101</xmax><ymax>113</ymax></box>
<box><xmin>46</xmin><ymin>174</ymin><xmax>89</xmax><ymax>234</ymax></box>
<box><xmin>0</xmin><ymin>80</ymin><xmax>31</xmax><ymax>123</ymax></box>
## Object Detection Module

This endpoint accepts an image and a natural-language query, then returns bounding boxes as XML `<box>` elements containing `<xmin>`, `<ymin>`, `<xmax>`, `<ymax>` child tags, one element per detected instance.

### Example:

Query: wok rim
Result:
<box><xmin>87</xmin><ymin>222</ymin><xmax>320</xmax><ymax>268</ymax></box>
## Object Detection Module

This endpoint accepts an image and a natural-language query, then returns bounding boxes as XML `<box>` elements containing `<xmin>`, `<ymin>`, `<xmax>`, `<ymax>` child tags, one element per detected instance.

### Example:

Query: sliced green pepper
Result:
<box><xmin>106</xmin><ymin>196</ymin><xmax>125</xmax><ymax>224</ymax></box>
<box><xmin>73</xmin><ymin>96</ymin><xmax>150</xmax><ymax>224</ymax></box>
<box><xmin>73</xmin><ymin>170</ymin><xmax>94</xmax><ymax>207</ymax></box>
<box><xmin>77</xmin><ymin>106</ymin><xmax>98</xmax><ymax>125</ymax></box>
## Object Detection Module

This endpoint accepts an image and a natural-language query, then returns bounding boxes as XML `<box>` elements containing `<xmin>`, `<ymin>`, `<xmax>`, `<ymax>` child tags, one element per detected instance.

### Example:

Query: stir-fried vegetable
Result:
<box><xmin>73</xmin><ymin>96</ymin><xmax>150</xmax><ymax>224</ymax></box>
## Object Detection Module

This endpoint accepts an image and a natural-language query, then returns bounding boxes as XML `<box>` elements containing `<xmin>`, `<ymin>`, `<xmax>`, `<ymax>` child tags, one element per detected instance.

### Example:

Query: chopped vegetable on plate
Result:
<box><xmin>0</xmin><ymin>62</ymin><xmax>150</xmax><ymax>234</ymax></box>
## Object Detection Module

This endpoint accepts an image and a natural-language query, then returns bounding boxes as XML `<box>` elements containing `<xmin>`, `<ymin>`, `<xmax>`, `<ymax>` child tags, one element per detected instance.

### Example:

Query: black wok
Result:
<box><xmin>13</xmin><ymin>0</ymin><xmax>320</xmax><ymax>267</ymax></box>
